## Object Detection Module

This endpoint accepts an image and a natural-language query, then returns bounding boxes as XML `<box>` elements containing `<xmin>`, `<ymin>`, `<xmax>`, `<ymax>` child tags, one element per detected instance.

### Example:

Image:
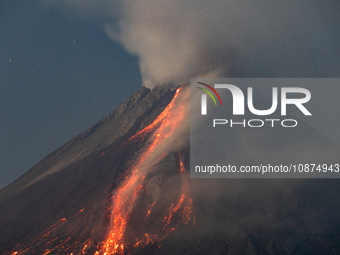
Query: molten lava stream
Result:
<box><xmin>8</xmin><ymin>87</ymin><xmax>194</xmax><ymax>255</ymax></box>
<box><xmin>97</xmin><ymin>87</ymin><xmax>193</xmax><ymax>254</ymax></box>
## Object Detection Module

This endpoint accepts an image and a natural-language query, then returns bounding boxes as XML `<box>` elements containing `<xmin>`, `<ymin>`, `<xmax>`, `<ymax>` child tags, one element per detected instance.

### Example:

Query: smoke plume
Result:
<box><xmin>41</xmin><ymin>0</ymin><xmax>340</xmax><ymax>88</ymax></box>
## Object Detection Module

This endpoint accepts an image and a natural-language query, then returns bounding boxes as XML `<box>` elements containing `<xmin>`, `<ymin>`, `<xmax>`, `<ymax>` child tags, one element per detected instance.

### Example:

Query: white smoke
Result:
<box><xmin>41</xmin><ymin>0</ymin><xmax>340</xmax><ymax>88</ymax></box>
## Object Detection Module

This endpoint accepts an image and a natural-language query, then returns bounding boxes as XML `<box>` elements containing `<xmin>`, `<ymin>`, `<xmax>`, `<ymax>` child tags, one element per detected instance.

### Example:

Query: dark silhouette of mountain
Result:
<box><xmin>1</xmin><ymin>85</ymin><xmax>340</xmax><ymax>255</ymax></box>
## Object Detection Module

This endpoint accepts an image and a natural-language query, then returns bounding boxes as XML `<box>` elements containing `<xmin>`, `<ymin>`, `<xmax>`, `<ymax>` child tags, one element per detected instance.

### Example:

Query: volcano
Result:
<box><xmin>1</xmin><ymin>85</ymin><xmax>340</xmax><ymax>255</ymax></box>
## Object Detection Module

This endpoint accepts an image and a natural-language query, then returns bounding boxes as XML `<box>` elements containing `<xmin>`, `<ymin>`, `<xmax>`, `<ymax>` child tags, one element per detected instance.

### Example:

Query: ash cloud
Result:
<box><xmin>41</xmin><ymin>0</ymin><xmax>340</xmax><ymax>88</ymax></box>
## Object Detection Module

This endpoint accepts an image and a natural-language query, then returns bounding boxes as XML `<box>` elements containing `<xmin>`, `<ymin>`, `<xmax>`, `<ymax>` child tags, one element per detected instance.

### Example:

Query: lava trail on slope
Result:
<box><xmin>7</xmin><ymin>86</ymin><xmax>194</xmax><ymax>255</ymax></box>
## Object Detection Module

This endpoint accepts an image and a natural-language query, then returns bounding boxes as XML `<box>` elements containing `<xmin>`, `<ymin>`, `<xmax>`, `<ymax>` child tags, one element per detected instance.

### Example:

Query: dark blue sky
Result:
<box><xmin>0</xmin><ymin>1</ymin><xmax>142</xmax><ymax>188</ymax></box>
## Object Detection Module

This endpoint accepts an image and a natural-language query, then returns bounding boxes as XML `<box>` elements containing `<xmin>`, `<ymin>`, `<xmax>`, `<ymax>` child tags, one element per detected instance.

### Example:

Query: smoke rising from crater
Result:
<box><xmin>42</xmin><ymin>0</ymin><xmax>340</xmax><ymax>88</ymax></box>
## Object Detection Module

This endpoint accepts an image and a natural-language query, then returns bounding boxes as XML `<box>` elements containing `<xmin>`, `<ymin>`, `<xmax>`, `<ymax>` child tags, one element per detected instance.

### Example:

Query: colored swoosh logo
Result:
<box><xmin>196</xmin><ymin>82</ymin><xmax>223</xmax><ymax>106</ymax></box>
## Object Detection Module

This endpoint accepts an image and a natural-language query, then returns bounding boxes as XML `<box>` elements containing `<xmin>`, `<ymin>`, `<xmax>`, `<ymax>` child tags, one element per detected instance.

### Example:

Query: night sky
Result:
<box><xmin>0</xmin><ymin>1</ymin><xmax>142</xmax><ymax>189</ymax></box>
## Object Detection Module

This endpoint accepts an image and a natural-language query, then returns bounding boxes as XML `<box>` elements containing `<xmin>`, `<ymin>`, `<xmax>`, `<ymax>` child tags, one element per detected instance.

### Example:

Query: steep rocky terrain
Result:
<box><xmin>1</xmin><ymin>85</ymin><xmax>340</xmax><ymax>255</ymax></box>
<box><xmin>0</xmin><ymin>85</ymin><xmax>177</xmax><ymax>253</ymax></box>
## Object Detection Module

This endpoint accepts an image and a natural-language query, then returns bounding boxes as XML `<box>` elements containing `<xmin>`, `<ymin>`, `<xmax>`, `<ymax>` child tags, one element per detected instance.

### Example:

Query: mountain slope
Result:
<box><xmin>1</xmin><ymin>85</ymin><xmax>340</xmax><ymax>255</ymax></box>
<box><xmin>0</xmin><ymin>86</ymin><xmax>176</xmax><ymax>201</ymax></box>
<box><xmin>0</xmin><ymin>85</ymin><xmax>179</xmax><ymax>253</ymax></box>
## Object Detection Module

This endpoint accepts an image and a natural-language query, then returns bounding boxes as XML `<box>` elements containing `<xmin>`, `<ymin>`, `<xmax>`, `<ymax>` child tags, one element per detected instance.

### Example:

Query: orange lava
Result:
<box><xmin>98</xmin><ymin>87</ymin><xmax>191</xmax><ymax>254</ymax></box>
<box><xmin>9</xmin><ymin>86</ymin><xmax>195</xmax><ymax>255</ymax></box>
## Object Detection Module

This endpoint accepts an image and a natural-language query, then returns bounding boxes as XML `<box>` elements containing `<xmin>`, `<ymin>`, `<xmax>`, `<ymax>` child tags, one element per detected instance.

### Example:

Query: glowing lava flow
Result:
<box><xmin>162</xmin><ymin>154</ymin><xmax>195</xmax><ymax>231</ymax></box>
<box><xmin>8</xmin><ymin>86</ymin><xmax>194</xmax><ymax>255</ymax></box>
<box><xmin>97</xmin><ymin>86</ymin><xmax>193</xmax><ymax>254</ymax></box>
